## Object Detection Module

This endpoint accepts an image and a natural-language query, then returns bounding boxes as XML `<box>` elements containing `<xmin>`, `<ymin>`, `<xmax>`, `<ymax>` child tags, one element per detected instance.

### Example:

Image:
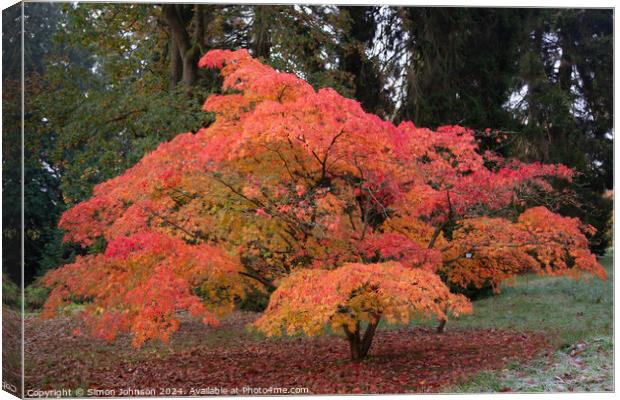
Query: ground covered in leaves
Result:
<box><xmin>25</xmin><ymin>312</ymin><xmax>550</xmax><ymax>395</ymax></box>
<box><xmin>3</xmin><ymin>308</ymin><xmax>22</xmax><ymax>396</ymax></box>
<box><xmin>23</xmin><ymin>251</ymin><xmax>613</xmax><ymax>395</ymax></box>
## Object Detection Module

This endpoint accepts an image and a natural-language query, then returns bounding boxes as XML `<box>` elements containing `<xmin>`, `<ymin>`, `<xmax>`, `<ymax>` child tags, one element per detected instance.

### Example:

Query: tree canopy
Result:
<box><xmin>41</xmin><ymin>49</ymin><xmax>605</xmax><ymax>359</ymax></box>
<box><xmin>5</xmin><ymin>5</ymin><xmax>612</xmax><ymax>289</ymax></box>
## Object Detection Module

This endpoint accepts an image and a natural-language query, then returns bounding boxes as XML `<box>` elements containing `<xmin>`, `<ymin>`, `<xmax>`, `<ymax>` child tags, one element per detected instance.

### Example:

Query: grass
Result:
<box><xmin>450</xmin><ymin>335</ymin><xmax>613</xmax><ymax>392</ymax></box>
<box><xmin>443</xmin><ymin>249</ymin><xmax>614</xmax><ymax>392</ymax></box>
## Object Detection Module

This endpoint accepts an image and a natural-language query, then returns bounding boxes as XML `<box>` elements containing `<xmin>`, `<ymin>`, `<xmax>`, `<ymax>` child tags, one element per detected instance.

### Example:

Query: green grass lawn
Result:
<box><xmin>444</xmin><ymin>249</ymin><xmax>614</xmax><ymax>392</ymax></box>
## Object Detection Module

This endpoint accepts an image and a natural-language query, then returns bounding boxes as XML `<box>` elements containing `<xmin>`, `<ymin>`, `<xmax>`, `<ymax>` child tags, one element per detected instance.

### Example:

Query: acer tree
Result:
<box><xmin>42</xmin><ymin>49</ymin><xmax>605</xmax><ymax>360</ymax></box>
<box><xmin>255</xmin><ymin>262</ymin><xmax>471</xmax><ymax>360</ymax></box>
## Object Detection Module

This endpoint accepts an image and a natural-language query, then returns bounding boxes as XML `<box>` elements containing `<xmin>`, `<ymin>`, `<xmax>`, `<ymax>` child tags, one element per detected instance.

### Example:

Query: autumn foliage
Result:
<box><xmin>42</xmin><ymin>49</ymin><xmax>605</xmax><ymax>359</ymax></box>
<box><xmin>255</xmin><ymin>262</ymin><xmax>471</xmax><ymax>359</ymax></box>
<box><xmin>42</xmin><ymin>232</ymin><xmax>245</xmax><ymax>346</ymax></box>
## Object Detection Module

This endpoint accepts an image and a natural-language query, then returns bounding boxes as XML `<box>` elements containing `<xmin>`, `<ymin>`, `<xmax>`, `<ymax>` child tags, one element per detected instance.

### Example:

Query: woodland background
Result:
<box><xmin>2</xmin><ymin>3</ymin><xmax>613</xmax><ymax>293</ymax></box>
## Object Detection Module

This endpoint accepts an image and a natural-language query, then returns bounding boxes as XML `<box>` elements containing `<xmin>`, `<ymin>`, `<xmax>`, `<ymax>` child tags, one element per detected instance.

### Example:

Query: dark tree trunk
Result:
<box><xmin>181</xmin><ymin>3</ymin><xmax>207</xmax><ymax>87</ymax></box>
<box><xmin>193</xmin><ymin>4</ymin><xmax>204</xmax><ymax>48</ymax></box>
<box><xmin>162</xmin><ymin>4</ymin><xmax>199</xmax><ymax>87</ymax></box>
<box><xmin>344</xmin><ymin>316</ymin><xmax>381</xmax><ymax>361</ymax></box>
<box><xmin>239</xmin><ymin>271</ymin><xmax>276</xmax><ymax>293</ymax></box>
<box><xmin>436</xmin><ymin>318</ymin><xmax>447</xmax><ymax>333</ymax></box>
<box><xmin>182</xmin><ymin>47</ymin><xmax>199</xmax><ymax>87</ymax></box>
<box><xmin>169</xmin><ymin>38</ymin><xmax>182</xmax><ymax>88</ymax></box>
<box><xmin>339</xmin><ymin>6</ymin><xmax>386</xmax><ymax>116</ymax></box>
<box><xmin>251</xmin><ymin>6</ymin><xmax>272</xmax><ymax>60</ymax></box>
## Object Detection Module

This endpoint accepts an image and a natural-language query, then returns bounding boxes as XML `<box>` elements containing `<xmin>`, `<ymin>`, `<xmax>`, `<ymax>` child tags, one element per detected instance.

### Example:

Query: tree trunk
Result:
<box><xmin>169</xmin><ymin>38</ymin><xmax>182</xmax><ymax>88</ymax></box>
<box><xmin>162</xmin><ymin>4</ymin><xmax>199</xmax><ymax>88</ymax></box>
<box><xmin>436</xmin><ymin>318</ymin><xmax>447</xmax><ymax>333</ymax></box>
<box><xmin>193</xmin><ymin>4</ymin><xmax>204</xmax><ymax>48</ymax></box>
<box><xmin>238</xmin><ymin>271</ymin><xmax>276</xmax><ymax>293</ymax></box>
<box><xmin>345</xmin><ymin>323</ymin><xmax>363</xmax><ymax>360</ymax></box>
<box><xmin>251</xmin><ymin>6</ymin><xmax>272</xmax><ymax>60</ymax></box>
<box><xmin>344</xmin><ymin>316</ymin><xmax>381</xmax><ymax>361</ymax></box>
<box><xmin>339</xmin><ymin>6</ymin><xmax>386</xmax><ymax>116</ymax></box>
<box><xmin>182</xmin><ymin>47</ymin><xmax>199</xmax><ymax>87</ymax></box>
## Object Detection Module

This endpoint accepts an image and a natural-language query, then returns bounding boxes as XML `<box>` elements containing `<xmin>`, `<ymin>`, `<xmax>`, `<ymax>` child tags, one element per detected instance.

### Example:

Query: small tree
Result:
<box><xmin>42</xmin><ymin>49</ymin><xmax>605</xmax><ymax>357</ymax></box>
<box><xmin>255</xmin><ymin>262</ymin><xmax>471</xmax><ymax>360</ymax></box>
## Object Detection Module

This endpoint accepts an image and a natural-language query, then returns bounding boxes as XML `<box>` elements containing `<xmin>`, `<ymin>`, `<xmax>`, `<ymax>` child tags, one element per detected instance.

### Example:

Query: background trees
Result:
<box><xmin>6</xmin><ymin>5</ymin><xmax>612</xmax><ymax>291</ymax></box>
